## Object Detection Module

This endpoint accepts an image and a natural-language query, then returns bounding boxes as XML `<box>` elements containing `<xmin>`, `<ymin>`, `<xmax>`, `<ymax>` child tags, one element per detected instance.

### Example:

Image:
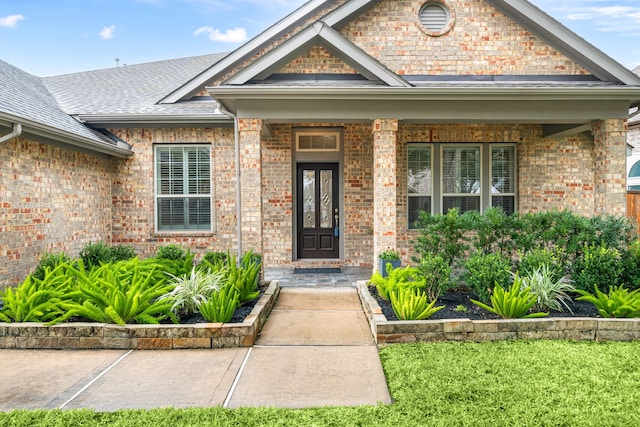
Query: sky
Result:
<box><xmin>0</xmin><ymin>0</ymin><xmax>639</xmax><ymax>77</ymax></box>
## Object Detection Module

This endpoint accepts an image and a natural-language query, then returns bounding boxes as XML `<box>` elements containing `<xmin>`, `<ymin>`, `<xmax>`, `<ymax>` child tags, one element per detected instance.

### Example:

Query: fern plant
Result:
<box><xmin>199</xmin><ymin>285</ymin><xmax>239</xmax><ymax>323</ymax></box>
<box><xmin>471</xmin><ymin>274</ymin><xmax>549</xmax><ymax>319</ymax></box>
<box><xmin>519</xmin><ymin>264</ymin><xmax>575</xmax><ymax>313</ymax></box>
<box><xmin>369</xmin><ymin>265</ymin><xmax>425</xmax><ymax>301</ymax></box>
<box><xmin>160</xmin><ymin>266</ymin><xmax>225</xmax><ymax>317</ymax></box>
<box><xmin>389</xmin><ymin>288</ymin><xmax>444</xmax><ymax>320</ymax></box>
<box><xmin>0</xmin><ymin>263</ymin><xmax>76</xmax><ymax>323</ymax></box>
<box><xmin>51</xmin><ymin>259</ymin><xmax>176</xmax><ymax>325</ymax></box>
<box><xmin>576</xmin><ymin>285</ymin><xmax>640</xmax><ymax>318</ymax></box>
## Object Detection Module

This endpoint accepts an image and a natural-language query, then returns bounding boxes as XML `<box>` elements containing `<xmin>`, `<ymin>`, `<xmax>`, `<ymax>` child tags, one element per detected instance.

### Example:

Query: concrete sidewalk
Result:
<box><xmin>0</xmin><ymin>287</ymin><xmax>391</xmax><ymax>411</ymax></box>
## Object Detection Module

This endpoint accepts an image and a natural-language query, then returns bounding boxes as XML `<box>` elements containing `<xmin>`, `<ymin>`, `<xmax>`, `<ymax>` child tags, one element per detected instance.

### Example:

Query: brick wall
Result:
<box><xmin>108</xmin><ymin>127</ymin><xmax>238</xmax><ymax>259</ymax></box>
<box><xmin>278</xmin><ymin>45</ymin><xmax>358</xmax><ymax>74</ymax></box>
<box><xmin>0</xmin><ymin>137</ymin><xmax>113</xmax><ymax>288</ymax></box>
<box><xmin>340</xmin><ymin>0</ymin><xmax>590</xmax><ymax>76</ymax></box>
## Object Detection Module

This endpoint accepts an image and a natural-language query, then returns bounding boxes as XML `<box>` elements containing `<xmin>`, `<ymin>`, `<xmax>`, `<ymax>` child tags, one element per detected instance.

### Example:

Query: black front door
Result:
<box><xmin>297</xmin><ymin>163</ymin><xmax>339</xmax><ymax>259</ymax></box>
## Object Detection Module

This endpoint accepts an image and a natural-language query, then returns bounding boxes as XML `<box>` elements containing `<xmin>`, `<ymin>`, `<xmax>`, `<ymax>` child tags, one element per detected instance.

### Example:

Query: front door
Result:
<box><xmin>297</xmin><ymin>163</ymin><xmax>339</xmax><ymax>259</ymax></box>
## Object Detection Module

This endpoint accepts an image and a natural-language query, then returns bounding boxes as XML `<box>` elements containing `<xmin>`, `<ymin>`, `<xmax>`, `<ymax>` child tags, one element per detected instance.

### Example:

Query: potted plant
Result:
<box><xmin>378</xmin><ymin>248</ymin><xmax>401</xmax><ymax>278</ymax></box>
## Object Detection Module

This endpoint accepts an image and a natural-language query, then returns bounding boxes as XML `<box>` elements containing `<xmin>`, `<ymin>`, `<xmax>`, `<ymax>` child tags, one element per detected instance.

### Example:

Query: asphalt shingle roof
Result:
<box><xmin>43</xmin><ymin>53</ymin><xmax>228</xmax><ymax>116</ymax></box>
<box><xmin>0</xmin><ymin>59</ymin><xmax>116</xmax><ymax>145</ymax></box>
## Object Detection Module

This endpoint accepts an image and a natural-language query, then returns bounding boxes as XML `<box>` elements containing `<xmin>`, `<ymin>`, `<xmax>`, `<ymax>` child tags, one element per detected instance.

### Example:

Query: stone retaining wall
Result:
<box><xmin>356</xmin><ymin>281</ymin><xmax>640</xmax><ymax>343</ymax></box>
<box><xmin>0</xmin><ymin>282</ymin><xmax>279</xmax><ymax>350</ymax></box>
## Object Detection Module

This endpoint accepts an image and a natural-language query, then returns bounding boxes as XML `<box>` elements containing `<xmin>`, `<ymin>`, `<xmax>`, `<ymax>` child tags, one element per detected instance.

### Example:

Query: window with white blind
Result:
<box><xmin>155</xmin><ymin>145</ymin><xmax>212</xmax><ymax>232</ymax></box>
<box><xmin>407</xmin><ymin>143</ymin><xmax>516</xmax><ymax>228</ymax></box>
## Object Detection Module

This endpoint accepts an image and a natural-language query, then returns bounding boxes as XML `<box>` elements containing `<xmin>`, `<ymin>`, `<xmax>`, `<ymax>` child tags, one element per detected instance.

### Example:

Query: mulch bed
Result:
<box><xmin>369</xmin><ymin>286</ymin><xmax>600</xmax><ymax>321</ymax></box>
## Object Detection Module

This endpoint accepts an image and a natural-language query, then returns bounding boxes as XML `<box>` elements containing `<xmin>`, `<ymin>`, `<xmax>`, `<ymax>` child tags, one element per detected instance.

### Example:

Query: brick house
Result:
<box><xmin>2</xmin><ymin>0</ymin><xmax>640</xmax><ymax>288</ymax></box>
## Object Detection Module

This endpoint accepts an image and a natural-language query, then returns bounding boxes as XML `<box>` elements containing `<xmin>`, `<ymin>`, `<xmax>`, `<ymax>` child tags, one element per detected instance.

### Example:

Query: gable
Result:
<box><xmin>277</xmin><ymin>45</ymin><xmax>358</xmax><ymax>75</ymax></box>
<box><xmin>339</xmin><ymin>0</ymin><xmax>590</xmax><ymax>76</ymax></box>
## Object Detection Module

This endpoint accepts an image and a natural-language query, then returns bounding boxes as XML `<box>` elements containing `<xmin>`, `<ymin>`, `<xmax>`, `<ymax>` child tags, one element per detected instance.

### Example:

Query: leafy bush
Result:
<box><xmin>416</xmin><ymin>254</ymin><xmax>451</xmax><ymax>301</ymax></box>
<box><xmin>412</xmin><ymin>208</ymin><xmax>471</xmax><ymax>266</ymax></box>
<box><xmin>572</xmin><ymin>244</ymin><xmax>623</xmax><ymax>294</ymax></box>
<box><xmin>160</xmin><ymin>267</ymin><xmax>226</xmax><ymax>317</ymax></box>
<box><xmin>378</xmin><ymin>248</ymin><xmax>400</xmax><ymax>260</ymax></box>
<box><xmin>229</xmin><ymin>250</ymin><xmax>262</xmax><ymax>304</ymax></box>
<box><xmin>0</xmin><ymin>263</ymin><xmax>75</xmax><ymax>323</ymax></box>
<box><xmin>79</xmin><ymin>241</ymin><xmax>136</xmax><ymax>268</ymax></box>
<box><xmin>31</xmin><ymin>252</ymin><xmax>72</xmax><ymax>281</ymax></box>
<box><xmin>202</xmin><ymin>251</ymin><xmax>228</xmax><ymax>268</ymax></box>
<box><xmin>53</xmin><ymin>259</ymin><xmax>176</xmax><ymax>325</ymax></box>
<box><xmin>589</xmin><ymin>214</ymin><xmax>637</xmax><ymax>252</ymax></box>
<box><xmin>198</xmin><ymin>285</ymin><xmax>239</xmax><ymax>323</ymax></box>
<box><xmin>517</xmin><ymin>247</ymin><xmax>565</xmax><ymax>282</ymax></box>
<box><xmin>576</xmin><ymin>285</ymin><xmax>640</xmax><ymax>318</ymax></box>
<box><xmin>156</xmin><ymin>244</ymin><xmax>187</xmax><ymax>261</ymax></box>
<box><xmin>461</xmin><ymin>252</ymin><xmax>512</xmax><ymax>303</ymax></box>
<box><xmin>621</xmin><ymin>240</ymin><xmax>640</xmax><ymax>290</ymax></box>
<box><xmin>519</xmin><ymin>265</ymin><xmax>575</xmax><ymax>313</ymax></box>
<box><xmin>389</xmin><ymin>288</ymin><xmax>444</xmax><ymax>320</ymax></box>
<box><xmin>467</xmin><ymin>207</ymin><xmax>516</xmax><ymax>256</ymax></box>
<box><xmin>471</xmin><ymin>274</ymin><xmax>549</xmax><ymax>319</ymax></box>
<box><xmin>369</xmin><ymin>266</ymin><xmax>424</xmax><ymax>301</ymax></box>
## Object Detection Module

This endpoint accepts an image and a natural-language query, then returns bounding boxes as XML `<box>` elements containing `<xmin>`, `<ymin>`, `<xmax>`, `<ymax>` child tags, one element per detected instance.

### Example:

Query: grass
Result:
<box><xmin>1</xmin><ymin>341</ymin><xmax>639</xmax><ymax>426</ymax></box>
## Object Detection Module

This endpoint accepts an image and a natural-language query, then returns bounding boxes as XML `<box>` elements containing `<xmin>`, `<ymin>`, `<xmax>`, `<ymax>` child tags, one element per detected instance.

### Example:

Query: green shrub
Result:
<box><xmin>467</xmin><ymin>207</ymin><xmax>516</xmax><ymax>256</ymax></box>
<box><xmin>471</xmin><ymin>274</ymin><xmax>549</xmax><ymax>319</ymax></box>
<box><xmin>589</xmin><ymin>214</ymin><xmax>637</xmax><ymax>252</ymax></box>
<box><xmin>576</xmin><ymin>285</ymin><xmax>640</xmax><ymax>318</ymax></box>
<box><xmin>79</xmin><ymin>241</ymin><xmax>136</xmax><ymax>268</ymax></box>
<box><xmin>369</xmin><ymin>266</ymin><xmax>424</xmax><ymax>301</ymax></box>
<box><xmin>202</xmin><ymin>251</ymin><xmax>228</xmax><ymax>268</ymax></box>
<box><xmin>519</xmin><ymin>264</ymin><xmax>575</xmax><ymax>313</ymax></box>
<box><xmin>31</xmin><ymin>252</ymin><xmax>72</xmax><ymax>281</ymax></box>
<box><xmin>160</xmin><ymin>267</ymin><xmax>226</xmax><ymax>317</ymax></box>
<box><xmin>621</xmin><ymin>240</ymin><xmax>640</xmax><ymax>290</ymax></box>
<box><xmin>228</xmin><ymin>250</ymin><xmax>262</xmax><ymax>304</ymax></box>
<box><xmin>517</xmin><ymin>247</ymin><xmax>565</xmax><ymax>282</ymax></box>
<box><xmin>572</xmin><ymin>244</ymin><xmax>623</xmax><ymax>294</ymax></box>
<box><xmin>0</xmin><ymin>263</ymin><xmax>76</xmax><ymax>323</ymax></box>
<box><xmin>461</xmin><ymin>252</ymin><xmax>512</xmax><ymax>303</ymax></box>
<box><xmin>389</xmin><ymin>288</ymin><xmax>444</xmax><ymax>320</ymax></box>
<box><xmin>156</xmin><ymin>244</ymin><xmax>187</xmax><ymax>261</ymax></box>
<box><xmin>416</xmin><ymin>254</ymin><xmax>451</xmax><ymax>301</ymax></box>
<box><xmin>52</xmin><ymin>259</ymin><xmax>176</xmax><ymax>325</ymax></box>
<box><xmin>412</xmin><ymin>208</ymin><xmax>471</xmax><ymax>266</ymax></box>
<box><xmin>198</xmin><ymin>285</ymin><xmax>239</xmax><ymax>323</ymax></box>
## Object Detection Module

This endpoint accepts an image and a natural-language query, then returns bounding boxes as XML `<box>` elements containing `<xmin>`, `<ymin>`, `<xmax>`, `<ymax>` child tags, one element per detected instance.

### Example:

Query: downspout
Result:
<box><xmin>0</xmin><ymin>123</ymin><xmax>22</xmax><ymax>144</ymax></box>
<box><xmin>630</xmin><ymin>104</ymin><xmax>640</xmax><ymax>120</ymax></box>
<box><xmin>218</xmin><ymin>105</ymin><xmax>243</xmax><ymax>262</ymax></box>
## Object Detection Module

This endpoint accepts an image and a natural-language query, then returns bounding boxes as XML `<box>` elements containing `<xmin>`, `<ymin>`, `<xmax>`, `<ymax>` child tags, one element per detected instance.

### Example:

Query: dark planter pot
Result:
<box><xmin>379</xmin><ymin>259</ymin><xmax>401</xmax><ymax>277</ymax></box>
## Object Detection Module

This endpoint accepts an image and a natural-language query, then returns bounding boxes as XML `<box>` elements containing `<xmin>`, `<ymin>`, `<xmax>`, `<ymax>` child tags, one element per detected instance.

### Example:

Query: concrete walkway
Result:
<box><xmin>0</xmin><ymin>287</ymin><xmax>391</xmax><ymax>411</ymax></box>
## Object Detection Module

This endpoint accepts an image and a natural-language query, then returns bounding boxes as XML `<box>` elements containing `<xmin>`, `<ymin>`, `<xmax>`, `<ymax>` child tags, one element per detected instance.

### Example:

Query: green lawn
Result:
<box><xmin>2</xmin><ymin>340</ymin><xmax>639</xmax><ymax>426</ymax></box>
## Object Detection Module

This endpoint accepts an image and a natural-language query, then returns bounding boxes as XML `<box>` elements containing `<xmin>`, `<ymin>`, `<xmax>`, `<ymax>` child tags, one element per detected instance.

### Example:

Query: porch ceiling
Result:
<box><xmin>208</xmin><ymin>86</ymin><xmax>640</xmax><ymax>125</ymax></box>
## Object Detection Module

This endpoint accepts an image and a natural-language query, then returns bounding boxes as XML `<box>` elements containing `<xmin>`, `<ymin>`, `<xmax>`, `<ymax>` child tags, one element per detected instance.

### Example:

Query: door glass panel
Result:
<box><xmin>320</xmin><ymin>170</ymin><xmax>333</xmax><ymax>228</ymax></box>
<box><xmin>303</xmin><ymin>170</ymin><xmax>316</xmax><ymax>228</ymax></box>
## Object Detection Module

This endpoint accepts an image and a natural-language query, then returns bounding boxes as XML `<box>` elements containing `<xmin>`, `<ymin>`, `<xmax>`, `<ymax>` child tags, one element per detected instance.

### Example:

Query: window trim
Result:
<box><xmin>153</xmin><ymin>143</ymin><xmax>213</xmax><ymax>234</ymax></box>
<box><xmin>407</xmin><ymin>142</ymin><xmax>517</xmax><ymax>229</ymax></box>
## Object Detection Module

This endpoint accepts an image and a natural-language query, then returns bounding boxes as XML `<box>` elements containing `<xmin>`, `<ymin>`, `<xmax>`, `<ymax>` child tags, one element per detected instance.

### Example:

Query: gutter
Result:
<box><xmin>0</xmin><ymin>123</ymin><xmax>22</xmax><ymax>144</ymax></box>
<box><xmin>217</xmin><ymin>104</ymin><xmax>243</xmax><ymax>263</ymax></box>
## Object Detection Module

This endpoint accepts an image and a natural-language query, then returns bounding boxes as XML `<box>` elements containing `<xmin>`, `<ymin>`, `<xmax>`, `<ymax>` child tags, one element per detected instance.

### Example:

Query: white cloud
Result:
<box><xmin>99</xmin><ymin>25</ymin><xmax>116</xmax><ymax>40</ymax></box>
<box><xmin>0</xmin><ymin>14</ymin><xmax>25</xmax><ymax>28</ymax></box>
<box><xmin>194</xmin><ymin>26</ymin><xmax>247</xmax><ymax>43</ymax></box>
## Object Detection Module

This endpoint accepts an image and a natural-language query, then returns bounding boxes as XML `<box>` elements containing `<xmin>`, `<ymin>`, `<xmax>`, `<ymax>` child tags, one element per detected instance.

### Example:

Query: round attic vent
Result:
<box><xmin>419</xmin><ymin>2</ymin><xmax>452</xmax><ymax>35</ymax></box>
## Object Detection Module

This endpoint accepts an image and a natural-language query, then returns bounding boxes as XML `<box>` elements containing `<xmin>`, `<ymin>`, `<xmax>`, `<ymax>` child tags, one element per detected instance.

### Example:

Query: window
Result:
<box><xmin>407</xmin><ymin>144</ymin><xmax>432</xmax><ymax>227</ymax></box>
<box><xmin>407</xmin><ymin>143</ymin><xmax>516</xmax><ymax>228</ymax></box>
<box><xmin>155</xmin><ymin>145</ymin><xmax>212</xmax><ymax>231</ymax></box>
<box><xmin>296</xmin><ymin>131</ymin><xmax>340</xmax><ymax>152</ymax></box>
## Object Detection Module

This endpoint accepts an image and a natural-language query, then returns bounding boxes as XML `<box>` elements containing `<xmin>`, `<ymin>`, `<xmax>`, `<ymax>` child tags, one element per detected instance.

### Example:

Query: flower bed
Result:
<box><xmin>0</xmin><ymin>282</ymin><xmax>280</xmax><ymax>350</ymax></box>
<box><xmin>357</xmin><ymin>281</ymin><xmax>640</xmax><ymax>343</ymax></box>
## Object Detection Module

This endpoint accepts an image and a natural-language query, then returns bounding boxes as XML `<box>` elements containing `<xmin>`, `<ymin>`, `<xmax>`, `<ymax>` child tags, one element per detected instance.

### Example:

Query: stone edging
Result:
<box><xmin>356</xmin><ymin>281</ymin><xmax>640</xmax><ymax>343</ymax></box>
<box><xmin>0</xmin><ymin>281</ymin><xmax>280</xmax><ymax>350</ymax></box>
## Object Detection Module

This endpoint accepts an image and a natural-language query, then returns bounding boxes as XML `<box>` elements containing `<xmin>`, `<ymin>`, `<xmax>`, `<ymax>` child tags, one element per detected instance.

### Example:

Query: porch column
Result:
<box><xmin>238</xmin><ymin>118</ymin><xmax>263</xmax><ymax>255</ymax></box>
<box><xmin>372</xmin><ymin>118</ymin><xmax>398</xmax><ymax>268</ymax></box>
<box><xmin>592</xmin><ymin>119</ymin><xmax>627</xmax><ymax>216</ymax></box>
